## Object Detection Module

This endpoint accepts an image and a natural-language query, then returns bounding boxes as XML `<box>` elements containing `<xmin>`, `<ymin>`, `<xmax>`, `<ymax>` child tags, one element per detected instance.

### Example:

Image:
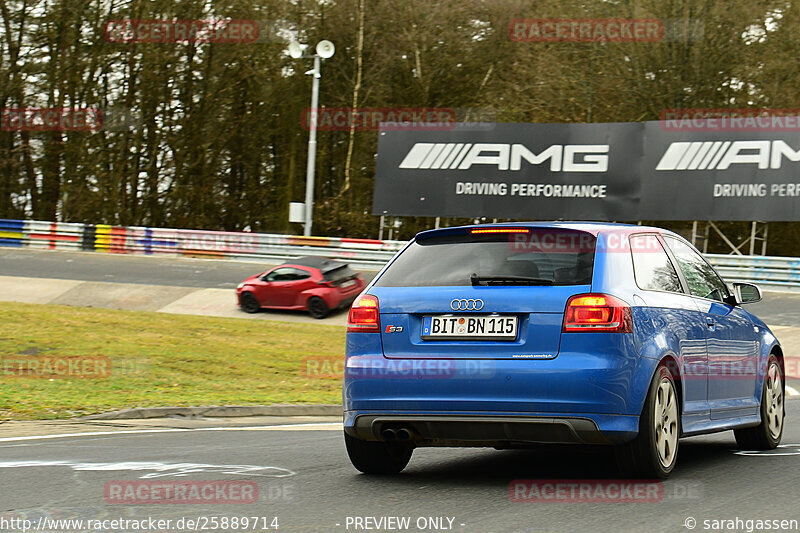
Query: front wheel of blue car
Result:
<box><xmin>344</xmin><ymin>432</ymin><xmax>413</xmax><ymax>474</ymax></box>
<box><xmin>734</xmin><ymin>355</ymin><xmax>783</xmax><ymax>450</ymax></box>
<box><xmin>616</xmin><ymin>363</ymin><xmax>680</xmax><ymax>479</ymax></box>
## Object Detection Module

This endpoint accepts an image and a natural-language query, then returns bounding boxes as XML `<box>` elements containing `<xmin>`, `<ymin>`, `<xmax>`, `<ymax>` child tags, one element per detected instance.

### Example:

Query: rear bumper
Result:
<box><xmin>326</xmin><ymin>281</ymin><xmax>364</xmax><ymax>309</ymax></box>
<box><xmin>343</xmin><ymin>411</ymin><xmax>638</xmax><ymax>446</ymax></box>
<box><xmin>343</xmin><ymin>332</ymin><xmax>658</xmax><ymax>446</ymax></box>
<box><xmin>335</xmin><ymin>292</ymin><xmax>360</xmax><ymax>309</ymax></box>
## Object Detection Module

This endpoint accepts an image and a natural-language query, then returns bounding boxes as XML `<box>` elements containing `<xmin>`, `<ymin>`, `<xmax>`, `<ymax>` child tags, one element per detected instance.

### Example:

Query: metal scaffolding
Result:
<box><xmin>690</xmin><ymin>221</ymin><xmax>768</xmax><ymax>256</ymax></box>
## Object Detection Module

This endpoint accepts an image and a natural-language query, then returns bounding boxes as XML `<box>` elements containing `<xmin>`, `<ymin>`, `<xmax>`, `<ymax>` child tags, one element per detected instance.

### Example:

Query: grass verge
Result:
<box><xmin>0</xmin><ymin>301</ymin><xmax>345</xmax><ymax>420</ymax></box>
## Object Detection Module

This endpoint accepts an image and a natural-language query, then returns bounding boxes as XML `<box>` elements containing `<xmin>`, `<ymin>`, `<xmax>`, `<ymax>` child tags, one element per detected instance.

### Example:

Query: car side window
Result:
<box><xmin>266</xmin><ymin>267</ymin><xmax>311</xmax><ymax>282</ymax></box>
<box><xmin>629</xmin><ymin>234</ymin><xmax>683</xmax><ymax>293</ymax></box>
<box><xmin>289</xmin><ymin>268</ymin><xmax>312</xmax><ymax>280</ymax></box>
<box><xmin>663</xmin><ymin>236</ymin><xmax>729</xmax><ymax>302</ymax></box>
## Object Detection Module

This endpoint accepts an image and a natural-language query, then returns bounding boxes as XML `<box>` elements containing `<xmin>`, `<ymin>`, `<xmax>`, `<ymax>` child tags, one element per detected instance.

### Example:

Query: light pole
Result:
<box><xmin>288</xmin><ymin>40</ymin><xmax>335</xmax><ymax>237</ymax></box>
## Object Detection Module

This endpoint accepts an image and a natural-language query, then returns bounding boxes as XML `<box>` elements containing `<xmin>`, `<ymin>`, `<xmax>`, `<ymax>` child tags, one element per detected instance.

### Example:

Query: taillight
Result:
<box><xmin>347</xmin><ymin>294</ymin><xmax>380</xmax><ymax>333</ymax></box>
<box><xmin>563</xmin><ymin>293</ymin><xmax>632</xmax><ymax>333</ymax></box>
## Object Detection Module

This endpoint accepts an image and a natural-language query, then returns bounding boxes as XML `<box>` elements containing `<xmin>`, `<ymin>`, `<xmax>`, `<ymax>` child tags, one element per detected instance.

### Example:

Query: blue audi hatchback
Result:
<box><xmin>343</xmin><ymin>222</ymin><xmax>785</xmax><ymax>478</ymax></box>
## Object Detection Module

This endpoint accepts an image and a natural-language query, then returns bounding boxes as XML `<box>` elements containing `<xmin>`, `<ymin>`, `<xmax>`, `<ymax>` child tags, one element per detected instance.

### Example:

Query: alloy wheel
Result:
<box><xmin>654</xmin><ymin>378</ymin><xmax>678</xmax><ymax>468</ymax></box>
<box><xmin>765</xmin><ymin>362</ymin><xmax>784</xmax><ymax>440</ymax></box>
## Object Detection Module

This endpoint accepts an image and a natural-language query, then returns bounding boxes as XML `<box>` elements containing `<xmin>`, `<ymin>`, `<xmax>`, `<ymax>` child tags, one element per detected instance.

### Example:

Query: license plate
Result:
<box><xmin>422</xmin><ymin>315</ymin><xmax>518</xmax><ymax>341</ymax></box>
<box><xmin>341</xmin><ymin>280</ymin><xmax>356</xmax><ymax>288</ymax></box>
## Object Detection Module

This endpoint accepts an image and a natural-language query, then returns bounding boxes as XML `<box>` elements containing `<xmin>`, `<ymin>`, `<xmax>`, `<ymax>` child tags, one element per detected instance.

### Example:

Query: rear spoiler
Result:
<box><xmin>320</xmin><ymin>262</ymin><xmax>348</xmax><ymax>274</ymax></box>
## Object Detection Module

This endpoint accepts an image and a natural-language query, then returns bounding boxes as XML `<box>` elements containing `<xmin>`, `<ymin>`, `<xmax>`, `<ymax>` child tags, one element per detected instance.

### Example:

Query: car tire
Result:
<box><xmin>734</xmin><ymin>354</ymin><xmax>784</xmax><ymax>450</ymax></box>
<box><xmin>344</xmin><ymin>432</ymin><xmax>413</xmax><ymax>474</ymax></box>
<box><xmin>615</xmin><ymin>363</ymin><xmax>680</xmax><ymax>479</ymax></box>
<box><xmin>240</xmin><ymin>292</ymin><xmax>261</xmax><ymax>314</ymax></box>
<box><xmin>307</xmin><ymin>296</ymin><xmax>329</xmax><ymax>319</ymax></box>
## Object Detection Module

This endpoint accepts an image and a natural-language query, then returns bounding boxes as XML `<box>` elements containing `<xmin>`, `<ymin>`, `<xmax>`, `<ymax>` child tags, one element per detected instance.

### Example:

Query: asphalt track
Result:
<box><xmin>1</xmin><ymin>405</ymin><xmax>800</xmax><ymax>533</ymax></box>
<box><xmin>0</xmin><ymin>247</ymin><xmax>796</xmax><ymax>320</ymax></box>
<box><xmin>0</xmin><ymin>248</ymin><xmax>379</xmax><ymax>325</ymax></box>
<box><xmin>0</xmin><ymin>249</ymin><xmax>378</xmax><ymax>289</ymax></box>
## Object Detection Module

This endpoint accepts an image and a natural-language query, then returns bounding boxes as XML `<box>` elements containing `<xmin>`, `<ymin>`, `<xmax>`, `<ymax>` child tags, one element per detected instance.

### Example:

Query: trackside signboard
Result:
<box><xmin>372</xmin><ymin>121</ymin><xmax>800</xmax><ymax>221</ymax></box>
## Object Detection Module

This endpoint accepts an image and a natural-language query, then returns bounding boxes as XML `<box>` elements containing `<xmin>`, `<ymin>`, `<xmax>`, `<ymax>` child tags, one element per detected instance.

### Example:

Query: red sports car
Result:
<box><xmin>236</xmin><ymin>256</ymin><xmax>365</xmax><ymax>318</ymax></box>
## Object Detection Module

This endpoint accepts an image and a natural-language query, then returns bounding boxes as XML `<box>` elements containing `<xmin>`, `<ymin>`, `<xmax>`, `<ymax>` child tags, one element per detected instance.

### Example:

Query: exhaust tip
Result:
<box><xmin>396</xmin><ymin>428</ymin><xmax>411</xmax><ymax>441</ymax></box>
<box><xmin>381</xmin><ymin>428</ymin><xmax>397</xmax><ymax>441</ymax></box>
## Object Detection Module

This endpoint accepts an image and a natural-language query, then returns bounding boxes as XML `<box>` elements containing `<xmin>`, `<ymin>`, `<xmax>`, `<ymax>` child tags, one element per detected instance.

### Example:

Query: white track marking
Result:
<box><xmin>0</xmin><ymin>422</ymin><xmax>341</xmax><ymax>444</ymax></box>
<box><xmin>0</xmin><ymin>461</ymin><xmax>296</xmax><ymax>478</ymax></box>
<box><xmin>786</xmin><ymin>385</ymin><xmax>799</xmax><ymax>397</ymax></box>
<box><xmin>734</xmin><ymin>444</ymin><xmax>800</xmax><ymax>456</ymax></box>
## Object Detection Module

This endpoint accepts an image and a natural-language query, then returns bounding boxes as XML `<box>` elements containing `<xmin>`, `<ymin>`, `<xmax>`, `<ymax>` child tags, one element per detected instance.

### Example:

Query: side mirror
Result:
<box><xmin>732</xmin><ymin>282</ymin><xmax>762</xmax><ymax>304</ymax></box>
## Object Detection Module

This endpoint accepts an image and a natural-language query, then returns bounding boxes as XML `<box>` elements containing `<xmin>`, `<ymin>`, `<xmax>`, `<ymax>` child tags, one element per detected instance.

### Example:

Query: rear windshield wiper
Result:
<box><xmin>470</xmin><ymin>273</ymin><xmax>553</xmax><ymax>286</ymax></box>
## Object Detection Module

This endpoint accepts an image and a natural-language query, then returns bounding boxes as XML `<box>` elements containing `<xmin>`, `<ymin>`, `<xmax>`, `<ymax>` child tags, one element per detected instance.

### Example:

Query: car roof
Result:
<box><xmin>281</xmin><ymin>255</ymin><xmax>347</xmax><ymax>272</ymax></box>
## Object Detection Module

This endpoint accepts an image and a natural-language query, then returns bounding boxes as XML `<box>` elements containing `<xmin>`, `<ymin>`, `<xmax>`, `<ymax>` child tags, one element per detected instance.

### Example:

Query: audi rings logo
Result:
<box><xmin>450</xmin><ymin>299</ymin><xmax>484</xmax><ymax>311</ymax></box>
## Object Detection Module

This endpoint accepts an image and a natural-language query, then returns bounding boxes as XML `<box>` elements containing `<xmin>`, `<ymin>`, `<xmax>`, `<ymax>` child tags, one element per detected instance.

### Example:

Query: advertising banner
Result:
<box><xmin>373</xmin><ymin>121</ymin><xmax>800</xmax><ymax>221</ymax></box>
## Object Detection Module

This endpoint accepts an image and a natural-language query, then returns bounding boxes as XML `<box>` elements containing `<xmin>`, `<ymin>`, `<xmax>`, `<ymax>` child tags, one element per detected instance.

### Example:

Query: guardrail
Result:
<box><xmin>2</xmin><ymin>219</ymin><xmax>799</xmax><ymax>289</ymax></box>
<box><xmin>0</xmin><ymin>219</ymin><xmax>405</xmax><ymax>269</ymax></box>
<box><xmin>706</xmin><ymin>254</ymin><xmax>800</xmax><ymax>290</ymax></box>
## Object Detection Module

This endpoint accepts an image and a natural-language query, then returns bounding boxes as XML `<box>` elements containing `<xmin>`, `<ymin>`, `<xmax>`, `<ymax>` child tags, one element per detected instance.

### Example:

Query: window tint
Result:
<box><xmin>375</xmin><ymin>229</ymin><xmax>596</xmax><ymax>287</ymax></box>
<box><xmin>266</xmin><ymin>267</ymin><xmax>311</xmax><ymax>282</ymax></box>
<box><xmin>663</xmin><ymin>237</ymin><xmax>729</xmax><ymax>302</ymax></box>
<box><xmin>630</xmin><ymin>235</ymin><xmax>683</xmax><ymax>293</ymax></box>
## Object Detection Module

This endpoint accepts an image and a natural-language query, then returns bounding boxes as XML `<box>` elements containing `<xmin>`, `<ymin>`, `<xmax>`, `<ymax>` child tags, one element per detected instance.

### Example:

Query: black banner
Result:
<box><xmin>373</xmin><ymin>121</ymin><xmax>800</xmax><ymax>221</ymax></box>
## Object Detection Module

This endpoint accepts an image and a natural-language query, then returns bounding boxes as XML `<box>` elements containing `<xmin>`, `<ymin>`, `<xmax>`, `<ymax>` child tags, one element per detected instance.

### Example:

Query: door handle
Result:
<box><xmin>706</xmin><ymin>317</ymin><xmax>715</xmax><ymax>329</ymax></box>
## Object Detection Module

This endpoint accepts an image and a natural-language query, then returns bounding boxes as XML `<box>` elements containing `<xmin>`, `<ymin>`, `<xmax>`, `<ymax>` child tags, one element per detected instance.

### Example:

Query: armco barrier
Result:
<box><xmin>0</xmin><ymin>219</ymin><xmax>405</xmax><ymax>269</ymax></box>
<box><xmin>706</xmin><ymin>254</ymin><xmax>800</xmax><ymax>290</ymax></box>
<box><xmin>1</xmin><ymin>219</ymin><xmax>800</xmax><ymax>288</ymax></box>
<box><xmin>0</xmin><ymin>219</ymin><xmax>25</xmax><ymax>247</ymax></box>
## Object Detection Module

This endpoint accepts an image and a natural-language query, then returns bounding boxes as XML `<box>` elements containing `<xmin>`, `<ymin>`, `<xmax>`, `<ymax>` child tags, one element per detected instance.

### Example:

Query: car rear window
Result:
<box><xmin>375</xmin><ymin>228</ymin><xmax>596</xmax><ymax>287</ymax></box>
